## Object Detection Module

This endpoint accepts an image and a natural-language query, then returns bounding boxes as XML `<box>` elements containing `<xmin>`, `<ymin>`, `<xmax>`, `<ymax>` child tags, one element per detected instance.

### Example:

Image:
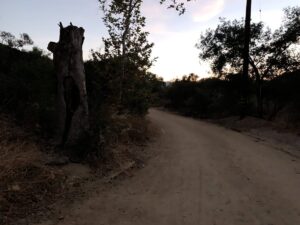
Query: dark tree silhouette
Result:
<box><xmin>48</xmin><ymin>23</ymin><xmax>89</xmax><ymax>149</ymax></box>
<box><xmin>196</xmin><ymin>7</ymin><xmax>300</xmax><ymax>117</ymax></box>
<box><xmin>160</xmin><ymin>0</ymin><xmax>192</xmax><ymax>15</ymax></box>
<box><xmin>98</xmin><ymin>0</ymin><xmax>155</xmax><ymax>113</ymax></box>
<box><xmin>0</xmin><ymin>31</ymin><xmax>33</xmax><ymax>48</ymax></box>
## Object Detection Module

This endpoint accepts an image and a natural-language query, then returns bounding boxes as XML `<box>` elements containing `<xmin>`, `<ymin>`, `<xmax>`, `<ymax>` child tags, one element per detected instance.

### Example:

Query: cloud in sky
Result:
<box><xmin>190</xmin><ymin>0</ymin><xmax>225</xmax><ymax>22</ymax></box>
<box><xmin>150</xmin><ymin>31</ymin><xmax>211</xmax><ymax>81</ymax></box>
<box><xmin>141</xmin><ymin>0</ymin><xmax>227</xmax><ymax>80</ymax></box>
<box><xmin>1</xmin><ymin>0</ymin><xmax>298</xmax><ymax>81</ymax></box>
<box><xmin>142</xmin><ymin>0</ymin><xmax>227</xmax><ymax>33</ymax></box>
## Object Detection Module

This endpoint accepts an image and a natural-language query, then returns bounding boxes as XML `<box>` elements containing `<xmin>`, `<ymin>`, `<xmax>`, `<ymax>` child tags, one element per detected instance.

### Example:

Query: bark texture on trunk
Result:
<box><xmin>48</xmin><ymin>23</ymin><xmax>89</xmax><ymax>146</ymax></box>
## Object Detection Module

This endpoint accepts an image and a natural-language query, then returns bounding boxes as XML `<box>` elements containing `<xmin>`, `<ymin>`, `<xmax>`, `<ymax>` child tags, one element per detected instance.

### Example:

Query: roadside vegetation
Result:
<box><xmin>0</xmin><ymin>0</ymin><xmax>164</xmax><ymax>223</ymax></box>
<box><xmin>0</xmin><ymin>1</ymin><xmax>299</xmax><ymax>224</ymax></box>
<box><xmin>163</xmin><ymin>6</ymin><xmax>300</xmax><ymax>128</ymax></box>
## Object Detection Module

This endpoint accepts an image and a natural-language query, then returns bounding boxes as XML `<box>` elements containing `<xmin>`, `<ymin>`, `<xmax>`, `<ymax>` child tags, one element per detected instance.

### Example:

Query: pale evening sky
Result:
<box><xmin>0</xmin><ymin>0</ymin><xmax>299</xmax><ymax>81</ymax></box>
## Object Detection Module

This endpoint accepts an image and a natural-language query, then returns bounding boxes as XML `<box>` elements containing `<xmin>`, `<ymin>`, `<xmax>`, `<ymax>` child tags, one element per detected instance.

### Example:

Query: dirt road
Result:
<box><xmin>41</xmin><ymin>109</ymin><xmax>300</xmax><ymax>225</ymax></box>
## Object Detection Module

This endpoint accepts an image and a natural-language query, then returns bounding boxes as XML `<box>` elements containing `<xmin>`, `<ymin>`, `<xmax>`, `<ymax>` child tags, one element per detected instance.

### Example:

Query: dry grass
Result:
<box><xmin>0</xmin><ymin>115</ymin><xmax>65</xmax><ymax>225</ymax></box>
<box><xmin>0</xmin><ymin>113</ymin><xmax>155</xmax><ymax>224</ymax></box>
<box><xmin>91</xmin><ymin>113</ymin><xmax>155</xmax><ymax>179</ymax></box>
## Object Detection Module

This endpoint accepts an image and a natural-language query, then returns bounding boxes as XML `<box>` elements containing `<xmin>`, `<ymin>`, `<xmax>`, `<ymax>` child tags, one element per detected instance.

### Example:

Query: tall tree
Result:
<box><xmin>99</xmin><ymin>0</ymin><xmax>154</xmax><ymax>104</ymax></box>
<box><xmin>196</xmin><ymin>7</ymin><xmax>300</xmax><ymax>117</ymax></box>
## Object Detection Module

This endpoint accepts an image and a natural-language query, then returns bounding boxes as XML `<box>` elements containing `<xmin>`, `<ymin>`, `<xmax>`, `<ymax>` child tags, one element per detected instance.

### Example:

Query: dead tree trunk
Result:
<box><xmin>48</xmin><ymin>22</ymin><xmax>89</xmax><ymax>147</ymax></box>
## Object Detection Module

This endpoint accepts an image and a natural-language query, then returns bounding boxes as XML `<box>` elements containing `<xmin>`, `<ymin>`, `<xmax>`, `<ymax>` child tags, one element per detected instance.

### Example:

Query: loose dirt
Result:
<box><xmin>37</xmin><ymin>109</ymin><xmax>300</xmax><ymax>225</ymax></box>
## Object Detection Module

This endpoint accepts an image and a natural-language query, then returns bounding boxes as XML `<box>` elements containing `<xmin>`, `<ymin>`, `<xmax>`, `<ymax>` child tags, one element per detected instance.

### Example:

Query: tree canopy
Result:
<box><xmin>196</xmin><ymin>6</ymin><xmax>299</xmax><ymax>117</ymax></box>
<box><xmin>98</xmin><ymin>0</ymin><xmax>154</xmax><ymax>70</ymax></box>
<box><xmin>0</xmin><ymin>31</ymin><xmax>33</xmax><ymax>49</ymax></box>
<box><xmin>196</xmin><ymin>6</ymin><xmax>300</xmax><ymax>80</ymax></box>
<box><xmin>160</xmin><ymin>0</ymin><xmax>191</xmax><ymax>15</ymax></box>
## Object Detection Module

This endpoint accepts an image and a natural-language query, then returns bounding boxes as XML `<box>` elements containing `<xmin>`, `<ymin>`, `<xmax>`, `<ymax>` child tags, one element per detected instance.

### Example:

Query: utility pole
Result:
<box><xmin>240</xmin><ymin>0</ymin><xmax>252</xmax><ymax>118</ymax></box>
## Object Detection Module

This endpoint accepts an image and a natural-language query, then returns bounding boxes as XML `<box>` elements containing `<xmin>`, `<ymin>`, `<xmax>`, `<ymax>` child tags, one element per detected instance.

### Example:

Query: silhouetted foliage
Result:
<box><xmin>0</xmin><ymin>43</ymin><xmax>56</xmax><ymax>135</ymax></box>
<box><xmin>99</xmin><ymin>0</ymin><xmax>155</xmax><ymax>109</ymax></box>
<box><xmin>0</xmin><ymin>28</ymin><xmax>161</xmax><ymax>157</ymax></box>
<box><xmin>164</xmin><ymin>69</ymin><xmax>300</xmax><ymax>127</ymax></box>
<box><xmin>88</xmin><ymin>54</ymin><xmax>160</xmax><ymax>117</ymax></box>
<box><xmin>160</xmin><ymin>0</ymin><xmax>192</xmax><ymax>15</ymax></box>
<box><xmin>264</xmin><ymin>70</ymin><xmax>300</xmax><ymax>124</ymax></box>
<box><xmin>0</xmin><ymin>31</ymin><xmax>33</xmax><ymax>49</ymax></box>
<box><xmin>196</xmin><ymin>6</ymin><xmax>300</xmax><ymax>117</ymax></box>
<box><xmin>164</xmin><ymin>74</ymin><xmax>242</xmax><ymax>118</ymax></box>
<box><xmin>86</xmin><ymin>0</ymin><xmax>162</xmax><ymax>153</ymax></box>
<box><xmin>84</xmin><ymin>55</ymin><xmax>163</xmax><ymax>158</ymax></box>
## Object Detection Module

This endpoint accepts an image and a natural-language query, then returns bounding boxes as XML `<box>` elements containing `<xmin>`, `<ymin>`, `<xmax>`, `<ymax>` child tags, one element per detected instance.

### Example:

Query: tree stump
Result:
<box><xmin>48</xmin><ymin>22</ymin><xmax>89</xmax><ymax>148</ymax></box>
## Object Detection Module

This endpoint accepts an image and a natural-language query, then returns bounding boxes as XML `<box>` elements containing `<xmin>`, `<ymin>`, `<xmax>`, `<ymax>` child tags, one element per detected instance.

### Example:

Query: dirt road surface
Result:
<box><xmin>40</xmin><ymin>109</ymin><xmax>300</xmax><ymax>225</ymax></box>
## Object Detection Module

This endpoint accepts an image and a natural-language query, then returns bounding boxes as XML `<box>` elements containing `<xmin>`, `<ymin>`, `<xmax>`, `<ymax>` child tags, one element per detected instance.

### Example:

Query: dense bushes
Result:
<box><xmin>164</xmin><ymin>74</ymin><xmax>241</xmax><ymax>118</ymax></box>
<box><xmin>164</xmin><ymin>71</ymin><xmax>300</xmax><ymax>126</ymax></box>
<box><xmin>0</xmin><ymin>44</ymin><xmax>163</xmax><ymax>141</ymax></box>
<box><xmin>85</xmin><ymin>56</ymin><xmax>164</xmax><ymax>155</ymax></box>
<box><xmin>264</xmin><ymin>70</ymin><xmax>300</xmax><ymax>124</ymax></box>
<box><xmin>0</xmin><ymin>44</ymin><xmax>56</xmax><ymax>135</ymax></box>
